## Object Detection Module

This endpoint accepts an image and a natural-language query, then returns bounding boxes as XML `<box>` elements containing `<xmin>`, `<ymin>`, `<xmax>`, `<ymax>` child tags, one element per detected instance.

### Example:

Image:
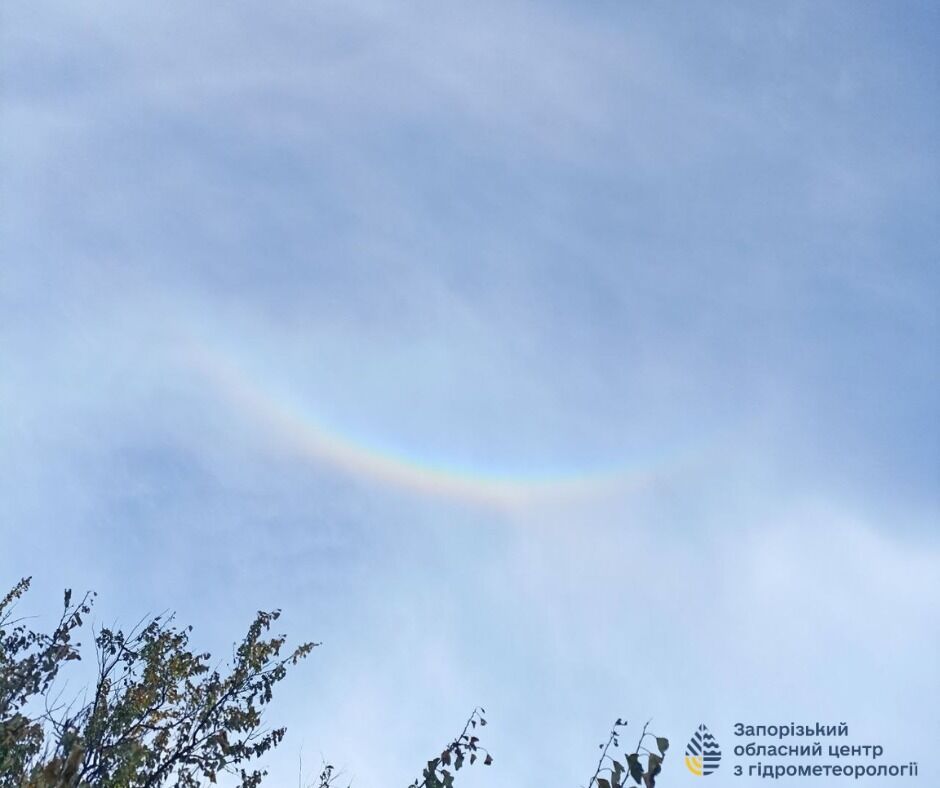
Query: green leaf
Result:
<box><xmin>611</xmin><ymin>759</ymin><xmax>624</xmax><ymax>788</ymax></box>
<box><xmin>655</xmin><ymin>737</ymin><xmax>669</xmax><ymax>754</ymax></box>
<box><xmin>627</xmin><ymin>753</ymin><xmax>644</xmax><ymax>785</ymax></box>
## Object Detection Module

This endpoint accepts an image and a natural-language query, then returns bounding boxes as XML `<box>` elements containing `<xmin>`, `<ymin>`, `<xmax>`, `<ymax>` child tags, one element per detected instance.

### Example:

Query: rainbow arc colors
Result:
<box><xmin>188</xmin><ymin>341</ymin><xmax>675</xmax><ymax>508</ymax></box>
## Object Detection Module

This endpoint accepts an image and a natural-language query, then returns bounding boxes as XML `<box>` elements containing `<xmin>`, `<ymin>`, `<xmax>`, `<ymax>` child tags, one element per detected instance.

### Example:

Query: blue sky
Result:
<box><xmin>2</xmin><ymin>1</ymin><xmax>938</xmax><ymax>786</ymax></box>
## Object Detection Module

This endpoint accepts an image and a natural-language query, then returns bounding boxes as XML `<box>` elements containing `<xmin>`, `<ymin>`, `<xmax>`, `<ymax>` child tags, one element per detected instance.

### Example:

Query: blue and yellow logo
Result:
<box><xmin>684</xmin><ymin>724</ymin><xmax>721</xmax><ymax>776</ymax></box>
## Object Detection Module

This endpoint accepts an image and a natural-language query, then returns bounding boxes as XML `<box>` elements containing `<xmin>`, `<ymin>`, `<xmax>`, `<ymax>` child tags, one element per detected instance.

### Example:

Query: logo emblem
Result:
<box><xmin>684</xmin><ymin>724</ymin><xmax>720</xmax><ymax>776</ymax></box>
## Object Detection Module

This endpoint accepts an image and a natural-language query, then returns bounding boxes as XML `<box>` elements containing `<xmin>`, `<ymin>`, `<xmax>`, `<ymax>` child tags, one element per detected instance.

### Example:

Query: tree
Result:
<box><xmin>1</xmin><ymin>578</ymin><xmax>315</xmax><ymax>787</ymax></box>
<box><xmin>2</xmin><ymin>578</ymin><xmax>667</xmax><ymax>787</ymax></box>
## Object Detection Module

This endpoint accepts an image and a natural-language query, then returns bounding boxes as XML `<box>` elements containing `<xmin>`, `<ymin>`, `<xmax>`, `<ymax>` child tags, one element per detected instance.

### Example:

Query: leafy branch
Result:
<box><xmin>408</xmin><ymin>707</ymin><xmax>493</xmax><ymax>788</ymax></box>
<box><xmin>587</xmin><ymin>718</ymin><xmax>669</xmax><ymax>788</ymax></box>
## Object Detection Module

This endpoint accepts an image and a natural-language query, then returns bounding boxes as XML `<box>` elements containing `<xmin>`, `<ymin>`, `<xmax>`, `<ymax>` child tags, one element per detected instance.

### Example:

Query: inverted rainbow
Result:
<box><xmin>187</xmin><ymin>342</ymin><xmax>671</xmax><ymax>508</ymax></box>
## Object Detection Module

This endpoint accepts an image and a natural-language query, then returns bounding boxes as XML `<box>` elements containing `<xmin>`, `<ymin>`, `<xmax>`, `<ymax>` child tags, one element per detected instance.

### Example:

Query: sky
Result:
<box><xmin>1</xmin><ymin>1</ymin><xmax>938</xmax><ymax>786</ymax></box>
